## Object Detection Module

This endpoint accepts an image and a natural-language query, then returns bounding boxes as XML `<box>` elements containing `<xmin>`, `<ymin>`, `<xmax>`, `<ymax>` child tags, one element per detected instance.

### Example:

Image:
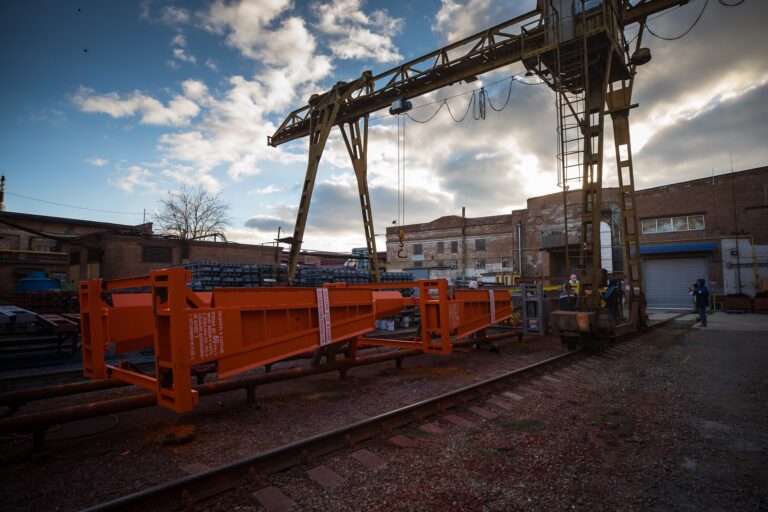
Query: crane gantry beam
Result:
<box><xmin>268</xmin><ymin>0</ymin><xmax>688</xmax><ymax>148</ymax></box>
<box><xmin>268</xmin><ymin>0</ymin><xmax>692</xmax><ymax>287</ymax></box>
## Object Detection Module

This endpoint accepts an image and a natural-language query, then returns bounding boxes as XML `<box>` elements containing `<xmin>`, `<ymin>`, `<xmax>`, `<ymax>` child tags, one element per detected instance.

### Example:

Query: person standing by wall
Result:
<box><xmin>559</xmin><ymin>282</ymin><xmax>576</xmax><ymax>311</ymax></box>
<box><xmin>604</xmin><ymin>279</ymin><xmax>619</xmax><ymax>323</ymax></box>
<box><xmin>694</xmin><ymin>278</ymin><xmax>710</xmax><ymax>327</ymax></box>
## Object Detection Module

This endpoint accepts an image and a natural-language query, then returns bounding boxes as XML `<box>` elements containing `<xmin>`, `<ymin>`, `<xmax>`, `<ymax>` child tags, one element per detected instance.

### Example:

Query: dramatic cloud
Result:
<box><xmin>318</xmin><ymin>0</ymin><xmax>403</xmax><ymax>63</ymax></box>
<box><xmin>168</xmin><ymin>33</ymin><xmax>196</xmax><ymax>67</ymax></box>
<box><xmin>85</xmin><ymin>157</ymin><xmax>109</xmax><ymax>167</ymax></box>
<box><xmin>161</xmin><ymin>5</ymin><xmax>191</xmax><ymax>25</ymax></box>
<box><xmin>110</xmin><ymin>164</ymin><xmax>156</xmax><ymax>193</ymax></box>
<box><xmin>200</xmin><ymin>0</ymin><xmax>333</xmax><ymax>84</ymax></box>
<box><xmin>72</xmin><ymin>84</ymin><xmax>203</xmax><ymax>126</ymax></box>
<box><xmin>248</xmin><ymin>184</ymin><xmax>283</xmax><ymax>195</ymax></box>
<box><xmin>244</xmin><ymin>215</ymin><xmax>285</xmax><ymax>231</ymax></box>
<box><xmin>72</xmin><ymin>0</ymin><xmax>766</xmax><ymax>252</ymax></box>
<box><xmin>433</xmin><ymin>0</ymin><xmax>533</xmax><ymax>42</ymax></box>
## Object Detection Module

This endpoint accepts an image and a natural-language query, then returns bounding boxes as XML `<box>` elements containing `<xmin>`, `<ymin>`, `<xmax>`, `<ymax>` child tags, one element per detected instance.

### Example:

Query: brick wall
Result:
<box><xmin>0</xmin><ymin>212</ymin><xmax>152</xmax><ymax>295</ymax></box>
<box><xmin>84</xmin><ymin>235</ymin><xmax>282</xmax><ymax>281</ymax></box>
<box><xmin>635</xmin><ymin>168</ymin><xmax>768</xmax><ymax>244</ymax></box>
<box><xmin>386</xmin><ymin>167</ymin><xmax>768</xmax><ymax>283</ymax></box>
<box><xmin>385</xmin><ymin>212</ymin><xmax>526</xmax><ymax>277</ymax></box>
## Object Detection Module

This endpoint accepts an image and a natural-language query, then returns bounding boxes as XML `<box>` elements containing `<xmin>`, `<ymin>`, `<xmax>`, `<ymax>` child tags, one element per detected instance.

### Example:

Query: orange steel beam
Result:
<box><xmin>80</xmin><ymin>270</ymin><xmax>513</xmax><ymax>413</ymax></box>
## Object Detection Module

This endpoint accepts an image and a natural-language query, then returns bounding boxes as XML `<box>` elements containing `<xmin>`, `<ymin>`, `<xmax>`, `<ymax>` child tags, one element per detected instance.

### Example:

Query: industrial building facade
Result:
<box><xmin>0</xmin><ymin>211</ymin><xmax>280</xmax><ymax>298</ymax></box>
<box><xmin>386</xmin><ymin>166</ymin><xmax>768</xmax><ymax>309</ymax></box>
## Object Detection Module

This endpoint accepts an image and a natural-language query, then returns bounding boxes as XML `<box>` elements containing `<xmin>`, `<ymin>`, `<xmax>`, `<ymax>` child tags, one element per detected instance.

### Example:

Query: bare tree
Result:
<box><xmin>154</xmin><ymin>185</ymin><xmax>230</xmax><ymax>240</ymax></box>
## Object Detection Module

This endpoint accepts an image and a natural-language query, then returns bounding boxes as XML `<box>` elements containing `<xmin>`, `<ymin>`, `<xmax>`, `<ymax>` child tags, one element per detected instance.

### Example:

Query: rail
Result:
<box><xmin>83</xmin><ymin>349</ymin><xmax>582</xmax><ymax>512</ymax></box>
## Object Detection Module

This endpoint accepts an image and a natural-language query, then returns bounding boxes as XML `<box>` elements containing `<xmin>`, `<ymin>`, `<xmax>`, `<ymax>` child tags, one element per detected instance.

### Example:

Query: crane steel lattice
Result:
<box><xmin>269</xmin><ymin>0</ymin><xmax>689</xmax><ymax>301</ymax></box>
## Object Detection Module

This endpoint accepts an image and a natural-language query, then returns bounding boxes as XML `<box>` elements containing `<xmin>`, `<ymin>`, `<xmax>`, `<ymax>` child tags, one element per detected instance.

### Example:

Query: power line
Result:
<box><xmin>5</xmin><ymin>191</ymin><xmax>145</xmax><ymax>215</ymax></box>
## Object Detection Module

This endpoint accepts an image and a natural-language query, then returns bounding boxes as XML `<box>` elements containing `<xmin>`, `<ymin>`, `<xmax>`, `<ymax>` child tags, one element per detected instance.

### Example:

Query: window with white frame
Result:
<box><xmin>450</xmin><ymin>260</ymin><xmax>459</xmax><ymax>269</ymax></box>
<box><xmin>475</xmin><ymin>258</ymin><xmax>486</xmax><ymax>269</ymax></box>
<box><xmin>641</xmin><ymin>215</ymin><xmax>705</xmax><ymax>234</ymax></box>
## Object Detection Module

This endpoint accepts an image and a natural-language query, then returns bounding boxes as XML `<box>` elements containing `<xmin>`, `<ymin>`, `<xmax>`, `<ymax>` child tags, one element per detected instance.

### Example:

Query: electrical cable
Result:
<box><xmin>5</xmin><ymin>191</ymin><xmax>145</xmax><ymax>215</ymax></box>
<box><xmin>373</xmin><ymin>71</ymin><xmax>541</xmax><ymax>124</ymax></box>
<box><xmin>718</xmin><ymin>0</ymin><xmax>744</xmax><ymax>5</ymax></box>
<box><xmin>487</xmin><ymin>79</ymin><xmax>515</xmax><ymax>111</ymax></box>
<box><xmin>474</xmin><ymin>88</ymin><xmax>487</xmax><ymax>120</ymax></box>
<box><xmin>445</xmin><ymin>91</ymin><xmax>475</xmax><ymax>122</ymax></box>
<box><xmin>625</xmin><ymin>5</ymin><xmax>686</xmax><ymax>43</ymax></box>
<box><xmin>646</xmin><ymin>0</ymin><xmax>709</xmax><ymax>41</ymax></box>
<box><xmin>401</xmin><ymin>70</ymin><xmax>544</xmax><ymax>124</ymax></box>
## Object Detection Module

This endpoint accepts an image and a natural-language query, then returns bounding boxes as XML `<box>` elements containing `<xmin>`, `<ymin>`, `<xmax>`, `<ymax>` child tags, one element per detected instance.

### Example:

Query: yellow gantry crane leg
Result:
<box><xmin>285</xmin><ymin>73</ymin><xmax>376</xmax><ymax>285</ymax></box>
<box><xmin>340</xmin><ymin>115</ymin><xmax>380</xmax><ymax>281</ymax></box>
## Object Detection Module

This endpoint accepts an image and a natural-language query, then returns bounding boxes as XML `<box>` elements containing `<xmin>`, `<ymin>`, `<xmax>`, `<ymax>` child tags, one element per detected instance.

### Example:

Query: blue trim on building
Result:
<box><xmin>640</xmin><ymin>242</ymin><xmax>718</xmax><ymax>255</ymax></box>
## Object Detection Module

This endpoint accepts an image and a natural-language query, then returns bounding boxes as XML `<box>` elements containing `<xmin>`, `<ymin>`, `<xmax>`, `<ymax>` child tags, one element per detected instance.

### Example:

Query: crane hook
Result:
<box><xmin>397</xmin><ymin>228</ymin><xmax>407</xmax><ymax>258</ymax></box>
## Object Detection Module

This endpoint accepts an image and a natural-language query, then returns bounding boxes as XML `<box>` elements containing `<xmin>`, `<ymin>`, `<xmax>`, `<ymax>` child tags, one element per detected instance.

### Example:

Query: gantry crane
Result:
<box><xmin>269</xmin><ymin>0</ymin><xmax>691</xmax><ymax>329</ymax></box>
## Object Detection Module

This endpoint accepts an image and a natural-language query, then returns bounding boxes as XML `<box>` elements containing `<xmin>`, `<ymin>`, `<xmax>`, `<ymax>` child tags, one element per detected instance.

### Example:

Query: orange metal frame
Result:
<box><xmin>353</xmin><ymin>280</ymin><xmax>513</xmax><ymax>354</ymax></box>
<box><xmin>80</xmin><ymin>270</ymin><xmax>512</xmax><ymax>413</ymax></box>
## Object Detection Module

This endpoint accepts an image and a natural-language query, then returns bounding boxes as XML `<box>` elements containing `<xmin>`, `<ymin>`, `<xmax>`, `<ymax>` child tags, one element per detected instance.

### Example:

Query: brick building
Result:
<box><xmin>0</xmin><ymin>211</ymin><xmax>281</xmax><ymax>298</ymax></box>
<box><xmin>386</xmin><ymin>166</ymin><xmax>768</xmax><ymax>309</ymax></box>
<box><xmin>66</xmin><ymin>233</ymin><xmax>280</xmax><ymax>284</ymax></box>
<box><xmin>0</xmin><ymin>211</ymin><xmax>153</xmax><ymax>297</ymax></box>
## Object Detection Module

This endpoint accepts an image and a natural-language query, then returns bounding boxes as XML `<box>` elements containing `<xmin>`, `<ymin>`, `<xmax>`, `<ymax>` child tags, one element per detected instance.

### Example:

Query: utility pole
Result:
<box><xmin>730</xmin><ymin>152</ymin><xmax>742</xmax><ymax>294</ymax></box>
<box><xmin>0</xmin><ymin>175</ymin><xmax>6</xmax><ymax>211</ymax></box>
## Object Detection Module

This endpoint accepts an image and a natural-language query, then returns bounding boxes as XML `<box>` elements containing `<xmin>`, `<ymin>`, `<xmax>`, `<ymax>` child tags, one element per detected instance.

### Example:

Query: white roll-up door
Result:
<box><xmin>644</xmin><ymin>257</ymin><xmax>708</xmax><ymax>310</ymax></box>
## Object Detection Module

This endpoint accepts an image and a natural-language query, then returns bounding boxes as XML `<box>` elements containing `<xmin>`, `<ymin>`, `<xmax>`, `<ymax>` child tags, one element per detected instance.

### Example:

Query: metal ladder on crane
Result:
<box><xmin>553</xmin><ymin>10</ymin><xmax>607</xmax><ymax>302</ymax></box>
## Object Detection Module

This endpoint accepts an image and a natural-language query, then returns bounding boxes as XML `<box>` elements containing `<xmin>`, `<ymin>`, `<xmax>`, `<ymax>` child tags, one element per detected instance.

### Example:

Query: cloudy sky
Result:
<box><xmin>1</xmin><ymin>0</ymin><xmax>766</xmax><ymax>251</ymax></box>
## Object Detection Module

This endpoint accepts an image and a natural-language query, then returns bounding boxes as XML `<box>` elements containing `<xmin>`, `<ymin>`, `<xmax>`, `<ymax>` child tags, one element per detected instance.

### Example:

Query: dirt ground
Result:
<box><xmin>3</xmin><ymin>314</ymin><xmax>767</xmax><ymax>511</ymax></box>
<box><xmin>0</xmin><ymin>334</ymin><xmax>562</xmax><ymax>511</ymax></box>
<box><xmin>210</xmin><ymin>315</ymin><xmax>768</xmax><ymax>511</ymax></box>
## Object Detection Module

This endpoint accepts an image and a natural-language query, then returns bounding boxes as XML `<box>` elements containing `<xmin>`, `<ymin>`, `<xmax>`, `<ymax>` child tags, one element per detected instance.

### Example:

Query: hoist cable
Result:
<box><xmin>396</xmin><ymin>114</ymin><xmax>400</xmax><ymax>226</ymax></box>
<box><xmin>402</xmin><ymin>115</ymin><xmax>406</xmax><ymax>225</ymax></box>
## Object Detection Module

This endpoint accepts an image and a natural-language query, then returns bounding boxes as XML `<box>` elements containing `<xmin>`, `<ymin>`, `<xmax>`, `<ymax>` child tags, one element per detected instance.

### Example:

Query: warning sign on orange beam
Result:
<box><xmin>449</xmin><ymin>303</ymin><xmax>460</xmax><ymax>330</ymax></box>
<box><xmin>188</xmin><ymin>311</ymin><xmax>225</xmax><ymax>360</ymax></box>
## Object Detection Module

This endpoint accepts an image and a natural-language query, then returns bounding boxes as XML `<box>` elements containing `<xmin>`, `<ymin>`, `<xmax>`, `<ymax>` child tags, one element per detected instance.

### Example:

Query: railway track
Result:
<box><xmin>2</xmin><ymin>313</ymin><xmax>687</xmax><ymax>511</ymax></box>
<box><xmin>84</xmin><ymin>347</ymin><xmax>587</xmax><ymax>512</ymax></box>
<box><xmin>0</xmin><ymin>333</ymin><xmax>517</xmax><ymax>441</ymax></box>
<box><xmin>80</xmin><ymin>314</ymin><xmax>687</xmax><ymax>512</ymax></box>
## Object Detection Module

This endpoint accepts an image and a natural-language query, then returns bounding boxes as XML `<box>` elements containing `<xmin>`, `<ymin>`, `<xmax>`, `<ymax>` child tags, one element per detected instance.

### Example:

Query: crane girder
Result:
<box><xmin>268</xmin><ymin>0</ymin><xmax>690</xmax><ymax>147</ymax></box>
<box><xmin>268</xmin><ymin>9</ymin><xmax>539</xmax><ymax>147</ymax></box>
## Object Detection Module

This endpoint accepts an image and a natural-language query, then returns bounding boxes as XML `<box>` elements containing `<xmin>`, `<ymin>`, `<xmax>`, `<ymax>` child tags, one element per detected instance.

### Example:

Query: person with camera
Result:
<box><xmin>690</xmin><ymin>278</ymin><xmax>709</xmax><ymax>327</ymax></box>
